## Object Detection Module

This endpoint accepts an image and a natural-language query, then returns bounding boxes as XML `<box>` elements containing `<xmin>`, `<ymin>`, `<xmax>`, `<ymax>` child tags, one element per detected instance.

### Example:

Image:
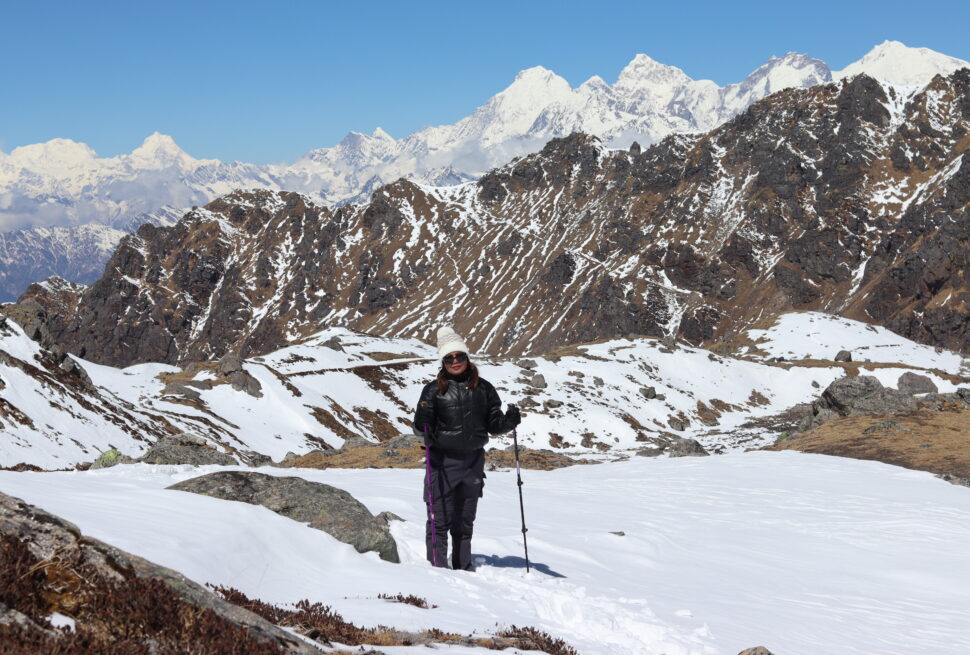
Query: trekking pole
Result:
<box><xmin>511</xmin><ymin>428</ymin><xmax>531</xmax><ymax>573</ymax></box>
<box><xmin>424</xmin><ymin>425</ymin><xmax>438</xmax><ymax>567</ymax></box>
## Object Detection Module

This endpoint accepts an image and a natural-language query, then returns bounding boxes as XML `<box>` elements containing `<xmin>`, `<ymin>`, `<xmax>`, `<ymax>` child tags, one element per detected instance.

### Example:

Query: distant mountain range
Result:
<box><xmin>16</xmin><ymin>67</ymin><xmax>970</xmax><ymax>369</ymax></box>
<box><xmin>0</xmin><ymin>40</ymin><xmax>967</xmax><ymax>302</ymax></box>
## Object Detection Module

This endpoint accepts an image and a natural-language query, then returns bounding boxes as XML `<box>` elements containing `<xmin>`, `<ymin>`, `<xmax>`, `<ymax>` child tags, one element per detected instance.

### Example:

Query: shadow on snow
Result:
<box><xmin>473</xmin><ymin>554</ymin><xmax>566</xmax><ymax>578</ymax></box>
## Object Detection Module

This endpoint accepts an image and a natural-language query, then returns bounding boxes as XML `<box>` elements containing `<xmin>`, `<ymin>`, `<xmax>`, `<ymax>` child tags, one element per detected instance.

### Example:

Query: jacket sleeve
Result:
<box><xmin>484</xmin><ymin>381</ymin><xmax>513</xmax><ymax>435</ymax></box>
<box><xmin>413</xmin><ymin>382</ymin><xmax>437</xmax><ymax>438</ymax></box>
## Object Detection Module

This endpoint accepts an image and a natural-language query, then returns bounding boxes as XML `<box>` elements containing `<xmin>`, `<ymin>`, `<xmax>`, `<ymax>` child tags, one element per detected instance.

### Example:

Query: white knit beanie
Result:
<box><xmin>436</xmin><ymin>326</ymin><xmax>470</xmax><ymax>359</ymax></box>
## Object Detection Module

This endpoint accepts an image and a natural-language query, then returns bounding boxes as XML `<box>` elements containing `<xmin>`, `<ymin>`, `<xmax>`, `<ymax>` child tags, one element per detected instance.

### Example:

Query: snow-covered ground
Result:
<box><xmin>2</xmin><ymin>452</ymin><xmax>969</xmax><ymax>655</ymax></box>
<box><xmin>746</xmin><ymin>311</ymin><xmax>967</xmax><ymax>375</ymax></box>
<box><xmin>2</xmin><ymin>312</ymin><xmax>968</xmax><ymax>469</ymax></box>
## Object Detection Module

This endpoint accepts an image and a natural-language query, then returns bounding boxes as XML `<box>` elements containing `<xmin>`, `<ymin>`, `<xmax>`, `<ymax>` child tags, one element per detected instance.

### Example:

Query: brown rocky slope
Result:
<box><xmin>17</xmin><ymin>71</ymin><xmax>970</xmax><ymax>367</ymax></box>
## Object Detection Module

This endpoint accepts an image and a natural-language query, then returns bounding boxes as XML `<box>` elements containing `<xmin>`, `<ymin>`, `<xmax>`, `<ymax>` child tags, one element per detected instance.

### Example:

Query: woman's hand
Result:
<box><xmin>505</xmin><ymin>403</ymin><xmax>521</xmax><ymax>428</ymax></box>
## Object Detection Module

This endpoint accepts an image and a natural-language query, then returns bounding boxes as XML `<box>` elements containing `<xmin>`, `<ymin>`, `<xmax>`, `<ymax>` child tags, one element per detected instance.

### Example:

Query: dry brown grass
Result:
<box><xmin>283</xmin><ymin>443</ymin><xmax>425</xmax><ymax>470</ymax></box>
<box><xmin>767</xmin><ymin>407</ymin><xmax>970</xmax><ymax>478</ymax></box>
<box><xmin>362</xmin><ymin>351</ymin><xmax>419</xmax><ymax>361</ymax></box>
<box><xmin>283</xmin><ymin>441</ymin><xmax>588</xmax><ymax>471</ymax></box>
<box><xmin>156</xmin><ymin>362</ymin><xmax>222</xmax><ymax>385</ymax></box>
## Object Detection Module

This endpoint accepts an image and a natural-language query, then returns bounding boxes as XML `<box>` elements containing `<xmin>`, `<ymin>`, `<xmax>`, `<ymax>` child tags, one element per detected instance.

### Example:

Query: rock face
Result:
<box><xmin>18</xmin><ymin>71</ymin><xmax>970</xmax><ymax>367</ymax></box>
<box><xmin>168</xmin><ymin>471</ymin><xmax>399</xmax><ymax>563</ymax></box>
<box><xmin>799</xmin><ymin>375</ymin><xmax>919</xmax><ymax>432</ymax></box>
<box><xmin>666</xmin><ymin>436</ymin><xmax>710</xmax><ymax>457</ymax></box>
<box><xmin>897</xmin><ymin>371</ymin><xmax>939</xmax><ymax>394</ymax></box>
<box><xmin>140</xmin><ymin>433</ymin><xmax>238</xmax><ymax>466</ymax></box>
<box><xmin>0</xmin><ymin>491</ymin><xmax>320</xmax><ymax>654</ymax></box>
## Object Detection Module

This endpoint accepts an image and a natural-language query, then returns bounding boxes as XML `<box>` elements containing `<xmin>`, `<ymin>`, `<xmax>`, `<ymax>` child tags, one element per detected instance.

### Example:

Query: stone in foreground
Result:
<box><xmin>168</xmin><ymin>471</ymin><xmax>399</xmax><ymax>563</ymax></box>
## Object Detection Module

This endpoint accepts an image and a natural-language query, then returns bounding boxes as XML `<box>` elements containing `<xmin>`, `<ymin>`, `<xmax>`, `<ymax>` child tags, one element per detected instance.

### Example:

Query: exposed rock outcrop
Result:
<box><xmin>799</xmin><ymin>375</ymin><xmax>919</xmax><ymax>432</ymax></box>
<box><xmin>0</xmin><ymin>491</ymin><xmax>320</xmax><ymax>654</ymax></box>
<box><xmin>15</xmin><ymin>71</ymin><xmax>970</xmax><ymax>366</ymax></box>
<box><xmin>168</xmin><ymin>471</ymin><xmax>399</xmax><ymax>562</ymax></box>
<box><xmin>140</xmin><ymin>433</ymin><xmax>237</xmax><ymax>466</ymax></box>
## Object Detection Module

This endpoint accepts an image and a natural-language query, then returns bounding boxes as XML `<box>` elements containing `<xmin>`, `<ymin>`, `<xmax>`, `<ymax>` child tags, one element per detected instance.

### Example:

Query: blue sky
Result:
<box><xmin>2</xmin><ymin>0</ymin><xmax>969</xmax><ymax>164</ymax></box>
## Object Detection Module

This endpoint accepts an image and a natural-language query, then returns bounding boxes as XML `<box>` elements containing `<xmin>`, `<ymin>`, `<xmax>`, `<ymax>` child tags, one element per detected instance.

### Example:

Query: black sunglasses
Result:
<box><xmin>442</xmin><ymin>352</ymin><xmax>468</xmax><ymax>365</ymax></box>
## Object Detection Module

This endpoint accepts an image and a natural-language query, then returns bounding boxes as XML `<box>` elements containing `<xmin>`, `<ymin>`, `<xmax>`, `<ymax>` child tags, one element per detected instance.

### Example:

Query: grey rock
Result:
<box><xmin>4</xmin><ymin>298</ymin><xmax>54</xmax><ymax>350</ymax></box>
<box><xmin>383</xmin><ymin>434</ymin><xmax>422</xmax><ymax>450</ymax></box>
<box><xmin>140</xmin><ymin>434</ymin><xmax>236</xmax><ymax>466</ymax></box>
<box><xmin>340</xmin><ymin>435</ymin><xmax>374</xmax><ymax>450</ymax></box>
<box><xmin>666</xmin><ymin>436</ymin><xmax>709</xmax><ymax>457</ymax></box>
<box><xmin>517</xmin><ymin>358</ymin><xmax>539</xmax><ymax>370</ymax></box>
<box><xmin>168</xmin><ymin>471</ymin><xmax>399</xmax><ymax>562</ymax></box>
<box><xmin>834</xmin><ymin>349</ymin><xmax>852</xmax><ymax>362</ymax></box>
<box><xmin>667</xmin><ymin>417</ymin><xmax>687</xmax><ymax>431</ymax></box>
<box><xmin>897</xmin><ymin>371</ymin><xmax>938</xmax><ymax>395</ymax></box>
<box><xmin>635</xmin><ymin>447</ymin><xmax>665</xmax><ymax>457</ymax></box>
<box><xmin>738</xmin><ymin>648</ymin><xmax>775</xmax><ymax>655</ymax></box>
<box><xmin>592</xmin><ymin>376</ymin><xmax>605</xmax><ymax>387</ymax></box>
<box><xmin>544</xmin><ymin>399</ymin><xmax>564</xmax><ymax>409</ymax></box>
<box><xmin>529</xmin><ymin>373</ymin><xmax>547</xmax><ymax>389</ymax></box>
<box><xmin>162</xmin><ymin>381</ymin><xmax>202</xmax><ymax>401</ymax></box>
<box><xmin>797</xmin><ymin>406</ymin><xmax>838</xmax><ymax>432</ymax></box>
<box><xmin>238</xmin><ymin>450</ymin><xmax>273</xmax><ymax>467</ymax></box>
<box><xmin>811</xmin><ymin>380</ymin><xmax>820</xmax><ymax>388</ymax></box>
<box><xmin>0</xmin><ymin>491</ymin><xmax>320</xmax><ymax>654</ymax></box>
<box><xmin>376</xmin><ymin>511</ymin><xmax>404</xmax><ymax>526</ymax></box>
<box><xmin>849</xmin><ymin>388</ymin><xmax>918</xmax><ymax>415</ymax></box>
<box><xmin>654</xmin><ymin>393</ymin><xmax>666</xmax><ymax>401</ymax></box>
<box><xmin>228</xmin><ymin>370</ymin><xmax>263</xmax><ymax>397</ymax></box>
<box><xmin>640</xmin><ymin>386</ymin><xmax>656</xmax><ymax>399</ymax></box>
<box><xmin>219</xmin><ymin>353</ymin><xmax>244</xmax><ymax>376</ymax></box>
<box><xmin>322</xmin><ymin>336</ymin><xmax>344</xmax><ymax>352</ymax></box>
<box><xmin>819</xmin><ymin>375</ymin><xmax>885</xmax><ymax>414</ymax></box>
<box><xmin>567</xmin><ymin>370</ymin><xmax>585</xmax><ymax>378</ymax></box>
<box><xmin>58</xmin><ymin>355</ymin><xmax>93</xmax><ymax>388</ymax></box>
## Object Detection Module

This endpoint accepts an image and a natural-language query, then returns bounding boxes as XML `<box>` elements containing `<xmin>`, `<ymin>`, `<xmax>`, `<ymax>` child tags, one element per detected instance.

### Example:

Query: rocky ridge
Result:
<box><xmin>1</xmin><ymin>42</ymin><xmax>965</xmax><ymax>303</ymax></box>
<box><xmin>17</xmin><ymin>70</ymin><xmax>970</xmax><ymax>367</ymax></box>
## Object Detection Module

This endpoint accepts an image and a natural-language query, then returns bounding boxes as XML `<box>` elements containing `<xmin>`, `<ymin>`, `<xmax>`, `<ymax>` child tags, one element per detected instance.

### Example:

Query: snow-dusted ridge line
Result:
<box><xmin>1</xmin><ymin>311</ymin><xmax>966</xmax><ymax>470</ymax></box>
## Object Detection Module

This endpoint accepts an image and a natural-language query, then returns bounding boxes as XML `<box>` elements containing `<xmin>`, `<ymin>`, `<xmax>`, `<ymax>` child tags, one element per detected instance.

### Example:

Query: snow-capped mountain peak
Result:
<box><xmin>834</xmin><ymin>40</ymin><xmax>970</xmax><ymax>86</ymax></box>
<box><xmin>128</xmin><ymin>132</ymin><xmax>195</xmax><ymax>168</ymax></box>
<box><xmin>6</xmin><ymin>138</ymin><xmax>99</xmax><ymax>174</ymax></box>
<box><xmin>615</xmin><ymin>53</ymin><xmax>693</xmax><ymax>95</ymax></box>
<box><xmin>370</xmin><ymin>126</ymin><xmax>394</xmax><ymax>141</ymax></box>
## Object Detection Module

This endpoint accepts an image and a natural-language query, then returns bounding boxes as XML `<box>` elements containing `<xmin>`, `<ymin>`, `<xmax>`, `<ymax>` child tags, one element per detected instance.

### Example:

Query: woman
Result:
<box><xmin>413</xmin><ymin>326</ymin><xmax>520</xmax><ymax>570</ymax></box>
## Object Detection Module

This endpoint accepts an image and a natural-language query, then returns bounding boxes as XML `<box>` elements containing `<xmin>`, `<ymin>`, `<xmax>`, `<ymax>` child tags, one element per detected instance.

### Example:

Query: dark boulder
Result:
<box><xmin>897</xmin><ymin>371</ymin><xmax>938</xmax><ymax>395</ymax></box>
<box><xmin>834</xmin><ymin>349</ymin><xmax>853</xmax><ymax>362</ymax></box>
<box><xmin>168</xmin><ymin>471</ymin><xmax>399</xmax><ymax>563</ymax></box>
<box><xmin>665</xmin><ymin>436</ymin><xmax>709</xmax><ymax>457</ymax></box>
<box><xmin>819</xmin><ymin>375</ymin><xmax>884</xmax><ymax>414</ymax></box>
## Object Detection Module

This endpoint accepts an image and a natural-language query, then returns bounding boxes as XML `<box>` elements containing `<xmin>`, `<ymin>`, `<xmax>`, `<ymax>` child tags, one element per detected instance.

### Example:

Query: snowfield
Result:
<box><xmin>2</xmin><ymin>452</ymin><xmax>969</xmax><ymax>655</ymax></box>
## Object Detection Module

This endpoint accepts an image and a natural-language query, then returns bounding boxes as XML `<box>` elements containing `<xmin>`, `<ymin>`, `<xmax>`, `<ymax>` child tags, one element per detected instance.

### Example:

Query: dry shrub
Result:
<box><xmin>0</xmin><ymin>534</ymin><xmax>286</xmax><ymax>655</ymax></box>
<box><xmin>212</xmin><ymin>585</ymin><xmax>375</xmax><ymax>645</ymax></box>
<box><xmin>377</xmin><ymin>593</ymin><xmax>436</xmax><ymax>609</ymax></box>
<box><xmin>497</xmin><ymin>625</ymin><xmax>580</xmax><ymax>655</ymax></box>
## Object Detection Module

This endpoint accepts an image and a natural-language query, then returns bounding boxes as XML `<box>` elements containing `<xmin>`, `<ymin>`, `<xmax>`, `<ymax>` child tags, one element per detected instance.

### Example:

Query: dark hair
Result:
<box><xmin>437</xmin><ymin>361</ymin><xmax>479</xmax><ymax>395</ymax></box>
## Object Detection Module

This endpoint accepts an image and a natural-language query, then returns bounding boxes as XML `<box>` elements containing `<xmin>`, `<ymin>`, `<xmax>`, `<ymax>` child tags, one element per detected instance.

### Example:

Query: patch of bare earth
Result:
<box><xmin>767</xmin><ymin>407</ymin><xmax>970</xmax><ymax>479</ymax></box>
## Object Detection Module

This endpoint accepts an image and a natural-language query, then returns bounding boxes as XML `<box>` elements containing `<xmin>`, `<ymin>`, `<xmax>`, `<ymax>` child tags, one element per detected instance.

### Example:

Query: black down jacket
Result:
<box><xmin>413</xmin><ymin>376</ymin><xmax>514</xmax><ymax>454</ymax></box>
